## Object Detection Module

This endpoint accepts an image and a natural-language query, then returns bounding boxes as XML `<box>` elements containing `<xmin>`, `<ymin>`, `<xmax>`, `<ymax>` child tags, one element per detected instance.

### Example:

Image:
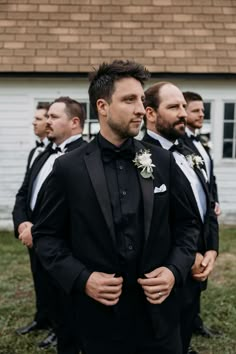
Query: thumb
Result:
<box><xmin>201</xmin><ymin>255</ymin><xmax>211</xmax><ymax>268</ymax></box>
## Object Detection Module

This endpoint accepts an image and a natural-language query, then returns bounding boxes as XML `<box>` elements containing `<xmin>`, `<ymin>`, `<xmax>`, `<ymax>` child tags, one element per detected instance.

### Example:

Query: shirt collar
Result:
<box><xmin>98</xmin><ymin>132</ymin><xmax>134</xmax><ymax>151</ymax></box>
<box><xmin>185</xmin><ymin>126</ymin><xmax>196</xmax><ymax>138</ymax></box>
<box><xmin>147</xmin><ymin>129</ymin><xmax>176</xmax><ymax>150</ymax></box>
<box><xmin>52</xmin><ymin>134</ymin><xmax>82</xmax><ymax>152</ymax></box>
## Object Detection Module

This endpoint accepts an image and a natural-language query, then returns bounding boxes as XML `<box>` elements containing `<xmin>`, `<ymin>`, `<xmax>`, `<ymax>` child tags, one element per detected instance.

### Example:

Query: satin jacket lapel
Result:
<box><xmin>194</xmin><ymin>166</ymin><xmax>210</xmax><ymax>200</ymax></box>
<box><xmin>84</xmin><ymin>142</ymin><xmax>116</xmax><ymax>245</ymax></box>
<box><xmin>28</xmin><ymin>150</ymin><xmax>51</xmax><ymax>202</ymax></box>
<box><xmin>134</xmin><ymin>140</ymin><xmax>154</xmax><ymax>241</ymax></box>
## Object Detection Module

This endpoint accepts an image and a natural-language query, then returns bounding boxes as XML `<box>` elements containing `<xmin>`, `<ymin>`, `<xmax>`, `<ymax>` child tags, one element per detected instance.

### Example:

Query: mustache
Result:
<box><xmin>46</xmin><ymin>124</ymin><xmax>52</xmax><ymax>130</ymax></box>
<box><xmin>173</xmin><ymin>117</ymin><xmax>186</xmax><ymax>126</ymax></box>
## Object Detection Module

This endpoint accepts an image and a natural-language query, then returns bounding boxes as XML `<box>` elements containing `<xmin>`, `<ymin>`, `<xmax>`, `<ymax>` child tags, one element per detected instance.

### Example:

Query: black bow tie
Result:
<box><xmin>101</xmin><ymin>146</ymin><xmax>135</xmax><ymax>163</ymax></box>
<box><xmin>169</xmin><ymin>142</ymin><xmax>191</xmax><ymax>156</ymax></box>
<box><xmin>48</xmin><ymin>146</ymin><xmax>62</xmax><ymax>154</ymax></box>
<box><xmin>36</xmin><ymin>141</ymin><xmax>44</xmax><ymax>147</ymax></box>
<box><xmin>190</xmin><ymin>134</ymin><xmax>200</xmax><ymax>142</ymax></box>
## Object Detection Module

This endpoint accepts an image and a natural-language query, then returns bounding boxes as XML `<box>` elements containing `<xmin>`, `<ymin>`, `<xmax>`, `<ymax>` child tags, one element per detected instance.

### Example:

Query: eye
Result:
<box><xmin>125</xmin><ymin>97</ymin><xmax>134</xmax><ymax>102</ymax></box>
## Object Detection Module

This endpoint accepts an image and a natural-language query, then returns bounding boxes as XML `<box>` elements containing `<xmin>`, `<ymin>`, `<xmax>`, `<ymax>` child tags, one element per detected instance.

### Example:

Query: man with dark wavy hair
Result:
<box><xmin>33</xmin><ymin>60</ymin><xmax>200</xmax><ymax>354</ymax></box>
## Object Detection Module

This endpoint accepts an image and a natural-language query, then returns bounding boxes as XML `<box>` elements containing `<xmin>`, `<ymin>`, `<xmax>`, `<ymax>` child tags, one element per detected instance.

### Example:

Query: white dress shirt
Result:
<box><xmin>30</xmin><ymin>134</ymin><xmax>81</xmax><ymax>211</ymax></box>
<box><xmin>147</xmin><ymin>130</ymin><xmax>207</xmax><ymax>222</ymax></box>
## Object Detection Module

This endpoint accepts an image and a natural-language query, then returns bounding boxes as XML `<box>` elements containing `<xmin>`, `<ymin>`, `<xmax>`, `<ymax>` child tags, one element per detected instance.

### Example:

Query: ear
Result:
<box><xmin>97</xmin><ymin>98</ymin><xmax>109</xmax><ymax>117</ymax></box>
<box><xmin>71</xmin><ymin>116</ymin><xmax>81</xmax><ymax>129</ymax></box>
<box><xmin>145</xmin><ymin>106</ymin><xmax>157</xmax><ymax>124</ymax></box>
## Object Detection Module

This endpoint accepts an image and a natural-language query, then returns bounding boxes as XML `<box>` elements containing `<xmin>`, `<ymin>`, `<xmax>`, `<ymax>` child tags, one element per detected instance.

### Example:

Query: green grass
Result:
<box><xmin>0</xmin><ymin>227</ymin><xmax>236</xmax><ymax>354</ymax></box>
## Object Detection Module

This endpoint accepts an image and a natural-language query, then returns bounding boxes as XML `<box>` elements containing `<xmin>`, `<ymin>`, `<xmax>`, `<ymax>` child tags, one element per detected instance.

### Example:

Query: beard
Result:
<box><xmin>107</xmin><ymin>115</ymin><xmax>141</xmax><ymax>139</ymax></box>
<box><xmin>156</xmin><ymin>119</ymin><xmax>186</xmax><ymax>142</ymax></box>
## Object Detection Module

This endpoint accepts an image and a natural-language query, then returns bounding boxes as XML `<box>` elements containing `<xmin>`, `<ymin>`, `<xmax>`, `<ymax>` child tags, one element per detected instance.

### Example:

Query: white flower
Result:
<box><xmin>186</xmin><ymin>154</ymin><xmax>208</xmax><ymax>182</ymax></box>
<box><xmin>133</xmin><ymin>149</ymin><xmax>155</xmax><ymax>179</ymax></box>
<box><xmin>186</xmin><ymin>154</ymin><xmax>204</xmax><ymax>169</ymax></box>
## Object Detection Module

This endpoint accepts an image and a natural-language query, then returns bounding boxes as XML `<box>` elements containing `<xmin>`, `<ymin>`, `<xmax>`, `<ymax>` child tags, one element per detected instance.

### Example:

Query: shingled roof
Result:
<box><xmin>0</xmin><ymin>0</ymin><xmax>235</xmax><ymax>74</ymax></box>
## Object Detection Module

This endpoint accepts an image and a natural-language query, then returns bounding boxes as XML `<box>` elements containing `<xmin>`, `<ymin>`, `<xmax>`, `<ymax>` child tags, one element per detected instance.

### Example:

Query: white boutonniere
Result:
<box><xmin>186</xmin><ymin>154</ymin><xmax>208</xmax><ymax>182</ymax></box>
<box><xmin>186</xmin><ymin>154</ymin><xmax>204</xmax><ymax>169</ymax></box>
<box><xmin>133</xmin><ymin>149</ymin><xmax>155</xmax><ymax>179</ymax></box>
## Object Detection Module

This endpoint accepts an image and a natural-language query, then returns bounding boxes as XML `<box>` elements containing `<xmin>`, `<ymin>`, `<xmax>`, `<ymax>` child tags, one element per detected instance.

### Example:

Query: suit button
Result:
<box><xmin>128</xmin><ymin>244</ymin><xmax>133</xmax><ymax>250</ymax></box>
<box><xmin>121</xmin><ymin>190</ymin><xmax>126</xmax><ymax>196</ymax></box>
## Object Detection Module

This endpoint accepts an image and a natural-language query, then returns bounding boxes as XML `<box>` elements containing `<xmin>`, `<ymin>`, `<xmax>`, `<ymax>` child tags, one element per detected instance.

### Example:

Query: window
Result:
<box><xmin>223</xmin><ymin>103</ymin><xmax>236</xmax><ymax>159</ymax></box>
<box><xmin>82</xmin><ymin>103</ymin><xmax>99</xmax><ymax>141</ymax></box>
<box><xmin>199</xmin><ymin>101</ymin><xmax>212</xmax><ymax>147</ymax></box>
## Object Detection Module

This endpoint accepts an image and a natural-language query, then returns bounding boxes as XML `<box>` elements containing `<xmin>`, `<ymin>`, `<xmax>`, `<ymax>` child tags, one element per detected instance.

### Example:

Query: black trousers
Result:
<box><xmin>180</xmin><ymin>281</ymin><xmax>201</xmax><ymax>354</ymax></box>
<box><xmin>28</xmin><ymin>247</ymin><xmax>52</xmax><ymax>326</ymax></box>
<box><xmin>80</xmin><ymin>289</ymin><xmax>182</xmax><ymax>354</ymax></box>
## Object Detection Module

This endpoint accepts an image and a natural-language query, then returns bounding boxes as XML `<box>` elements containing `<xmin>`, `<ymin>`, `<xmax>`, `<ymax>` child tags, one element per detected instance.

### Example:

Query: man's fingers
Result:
<box><xmin>146</xmin><ymin>294</ymin><xmax>168</xmax><ymax>304</ymax></box>
<box><xmin>100</xmin><ymin>285</ymin><xmax>122</xmax><ymax>294</ymax></box>
<box><xmin>138</xmin><ymin>277</ymin><xmax>162</xmax><ymax>286</ymax></box>
<box><xmin>99</xmin><ymin>298</ymin><xmax>120</xmax><ymax>306</ymax></box>
<box><xmin>99</xmin><ymin>290</ymin><xmax>122</xmax><ymax>300</ymax></box>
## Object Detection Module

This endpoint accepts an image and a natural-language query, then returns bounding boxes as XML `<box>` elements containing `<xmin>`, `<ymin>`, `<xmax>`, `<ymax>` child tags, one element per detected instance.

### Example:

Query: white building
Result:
<box><xmin>0</xmin><ymin>75</ymin><xmax>235</xmax><ymax>229</ymax></box>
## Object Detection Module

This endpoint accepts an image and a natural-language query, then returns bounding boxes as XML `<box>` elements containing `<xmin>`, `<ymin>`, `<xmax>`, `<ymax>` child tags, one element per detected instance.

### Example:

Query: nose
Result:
<box><xmin>135</xmin><ymin>99</ymin><xmax>146</xmax><ymax>115</ymax></box>
<box><xmin>47</xmin><ymin>116</ymin><xmax>52</xmax><ymax>124</ymax></box>
<box><xmin>179</xmin><ymin>105</ymin><xmax>187</xmax><ymax>118</ymax></box>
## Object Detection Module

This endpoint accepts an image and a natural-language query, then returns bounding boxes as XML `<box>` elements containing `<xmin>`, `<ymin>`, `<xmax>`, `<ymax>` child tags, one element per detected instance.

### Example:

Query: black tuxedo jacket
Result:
<box><xmin>143</xmin><ymin>133</ymin><xmax>219</xmax><ymax>254</ymax></box>
<box><xmin>12</xmin><ymin>137</ymin><xmax>86</xmax><ymax>237</ymax></box>
<box><xmin>181</xmin><ymin>133</ymin><xmax>219</xmax><ymax>203</ymax></box>
<box><xmin>26</xmin><ymin>146</ymin><xmax>37</xmax><ymax>171</ymax></box>
<box><xmin>32</xmin><ymin>136</ymin><xmax>200</xmax><ymax>339</ymax></box>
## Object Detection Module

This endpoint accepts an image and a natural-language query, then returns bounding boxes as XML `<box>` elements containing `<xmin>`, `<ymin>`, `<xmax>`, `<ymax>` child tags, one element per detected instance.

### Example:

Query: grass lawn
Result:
<box><xmin>0</xmin><ymin>227</ymin><xmax>236</xmax><ymax>354</ymax></box>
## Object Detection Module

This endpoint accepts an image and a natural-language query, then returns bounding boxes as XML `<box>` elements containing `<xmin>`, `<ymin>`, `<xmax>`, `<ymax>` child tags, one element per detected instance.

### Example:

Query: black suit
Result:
<box><xmin>12</xmin><ymin>137</ymin><xmax>86</xmax><ymax>354</ymax></box>
<box><xmin>32</xmin><ymin>135</ymin><xmax>200</xmax><ymax>354</ymax></box>
<box><xmin>143</xmin><ymin>133</ymin><xmax>219</xmax><ymax>353</ymax></box>
<box><xmin>181</xmin><ymin>133</ymin><xmax>219</xmax><ymax>203</ymax></box>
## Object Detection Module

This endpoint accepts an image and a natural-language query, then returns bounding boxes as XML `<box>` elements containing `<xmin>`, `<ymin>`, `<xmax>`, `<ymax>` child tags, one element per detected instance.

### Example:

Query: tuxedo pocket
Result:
<box><xmin>154</xmin><ymin>184</ymin><xmax>167</xmax><ymax>194</ymax></box>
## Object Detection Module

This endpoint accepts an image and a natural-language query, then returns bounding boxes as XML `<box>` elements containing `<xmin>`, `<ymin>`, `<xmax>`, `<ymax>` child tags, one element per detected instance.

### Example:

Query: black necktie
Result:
<box><xmin>101</xmin><ymin>146</ymin><xmax>135</xmax><ymax>163</ymax></box>
<box><xmin>190</xmin><ymin>134</ymin><xmax>200</xmax><ymax>142</ymax></box>
<box><xmin>36</xmin><ymin>141</ymin><xmax>44</xmax><ymax>147</ymax></box>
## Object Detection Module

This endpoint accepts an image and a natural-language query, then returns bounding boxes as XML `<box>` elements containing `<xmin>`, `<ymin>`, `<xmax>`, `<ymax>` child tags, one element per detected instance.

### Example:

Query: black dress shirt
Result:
<box><xmin>99</xmin><ymin>134</ymin><xmax>144</xmax><ymax>289</ymax></box>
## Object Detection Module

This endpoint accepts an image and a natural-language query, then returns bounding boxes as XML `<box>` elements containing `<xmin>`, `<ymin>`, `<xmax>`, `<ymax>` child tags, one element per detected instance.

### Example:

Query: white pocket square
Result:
<box><xmin>154</xmin><ymin>184</ymin><xmax>167</xmax><ymax>194</ymax></box>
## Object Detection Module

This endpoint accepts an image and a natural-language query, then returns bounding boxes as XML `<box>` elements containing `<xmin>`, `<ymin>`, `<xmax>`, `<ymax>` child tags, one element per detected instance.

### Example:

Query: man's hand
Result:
<box><xmin>137</xmin><ymin>266</ymin><xmax>175</xmax><ymax>304</ymax></box>
<box><xmin>18</xmin><ymin>221</ymin><xmax>32</xmax><ymax>235</ymax></box>
<box><xmin>192</xmin><ymin>250</ymin><xmax>217</xmax><ymax>282</ymax></box>
<box><xmin>18</xmin><ymin>222</ymin><xmax>33</xmax><ymax>248</ymax></box>
<box><xmin>85</xmin><ymin>272</ymin><xmax>123</xmax><ymax>306</ymax></box>
<box><xmin>191</xmin><ymin>252</ymin><xmax>205</xmax><ymax>275</ymax></box>
<box><xmin>214</xmin><ymin>202</ymin><xmax>221</xmax><ymax>216</ymax></box>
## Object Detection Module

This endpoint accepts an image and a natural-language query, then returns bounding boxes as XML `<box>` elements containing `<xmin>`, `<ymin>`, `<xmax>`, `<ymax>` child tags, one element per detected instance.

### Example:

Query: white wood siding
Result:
<box><xmin>0</xmin><ymin>77</ymin><xmax>235</xmax><ymax>229</ymax></box>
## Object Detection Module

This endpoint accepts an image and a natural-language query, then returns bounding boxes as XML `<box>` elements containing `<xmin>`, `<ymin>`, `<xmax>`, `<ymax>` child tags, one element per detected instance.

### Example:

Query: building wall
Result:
<box><xmin>0</xmin><ymin>0</ymin><xmax>236</xmax><ymax>73</ymax></box>
<box><xmin>0</xmin><ymin>76</ymin><xmax>235</xmax><ymax>229</ymax></box>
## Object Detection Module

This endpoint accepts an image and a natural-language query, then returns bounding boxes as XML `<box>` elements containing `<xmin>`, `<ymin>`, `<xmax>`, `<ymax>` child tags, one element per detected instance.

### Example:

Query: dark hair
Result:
<box><xmin>36</xmin><ymin>102</ymin><xmax>50</xmax><ymax>111</ymax></box>
<box><xmin>49</xmin><ymin>96</ymin><xmax>86</xmax><ymax>128</ymax></box>
<box><xmin>144</xmin><ymin>81</ymin><xmax>171</xmax><ymax>110</ymax></box>
<box><xmin>182</xmin><ymin>91</ymin><xmax>203</xmax><ymax>104</ymax></box>
<box><xmin>88</xmin><ymin>59</ymin><xmax>150</xmax><ymax>116</ymax></box>
<box><xmin>143</xmin><ymin>82</ymin><xmax>171</xmax><ymax>126</ymax></box>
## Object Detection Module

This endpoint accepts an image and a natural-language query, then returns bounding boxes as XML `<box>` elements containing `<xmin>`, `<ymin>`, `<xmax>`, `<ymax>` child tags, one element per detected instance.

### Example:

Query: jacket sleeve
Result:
<box><xmin>32</xmin><ymin>158</ymin><xmax>88</xmax><ymax>295</ymax></box>
<box><xmin>165</xmin><ymin>155</ymin><xmax>201</xmax><ymax>285</ymax></box>
<box><xmin>12</xmin><ymin>167</ymin><xmax>31</xmax><ymax>238</ymax></box>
